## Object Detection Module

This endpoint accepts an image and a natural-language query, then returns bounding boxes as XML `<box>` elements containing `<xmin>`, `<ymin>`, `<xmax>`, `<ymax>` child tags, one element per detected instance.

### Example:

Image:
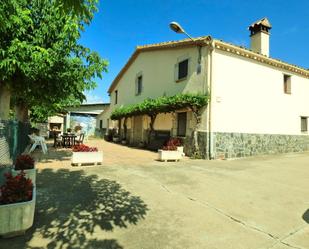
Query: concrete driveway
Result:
<box><xmin>1</xmin><ymin>140</ymin><xmax>308</xmax><ymax>249</ymax></box>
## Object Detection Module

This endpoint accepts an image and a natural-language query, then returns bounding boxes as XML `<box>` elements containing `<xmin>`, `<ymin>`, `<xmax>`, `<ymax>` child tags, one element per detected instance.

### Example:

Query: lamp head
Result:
<box><xmin>169</xmin><ymin>22</ymin><xmax>185</xmax><ymax>33</ymax></box>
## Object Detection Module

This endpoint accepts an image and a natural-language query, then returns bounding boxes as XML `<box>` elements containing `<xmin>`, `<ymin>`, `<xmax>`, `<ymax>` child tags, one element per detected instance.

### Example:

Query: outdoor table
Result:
<box><xmin>61</xmin><ymin>134</ymin><xmax>77</xmax><ymax>148</ymax></box>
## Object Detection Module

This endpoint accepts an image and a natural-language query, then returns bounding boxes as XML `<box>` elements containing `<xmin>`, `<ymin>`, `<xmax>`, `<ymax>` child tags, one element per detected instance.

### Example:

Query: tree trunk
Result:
<box><xmin>123</xmin><ymin>117</ymin><xmax>128</xmax><ymax>140</ymax></box>
<box><xmin>118</xmin><ymin>119</ymin><xmax>121</xmax><ymax>137</ymax></box>
<box><xmin>147</xmin><ymin>114</ymin><xmax>157</xmax><ymax>145</ymax></box>
<box><xmin>15</xmin><ymin>101</ymin><xmax>29</xmax><ymax>122</ymax></box>
<box><xmin>192</xmin><ymin>109</ymin><xmax>201</xmax><ymax>155</ymax></box>
<box><xmin>0</xmin><ymin>83</ymin><xmax>11</xmax><ymax>120</ymax></box>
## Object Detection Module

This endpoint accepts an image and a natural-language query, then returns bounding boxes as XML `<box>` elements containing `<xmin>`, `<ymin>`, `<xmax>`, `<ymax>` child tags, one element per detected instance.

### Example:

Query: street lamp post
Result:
<box><xmin>169</xmin><ymin>21</ymin><xmax>201</xmax><ymax>73</ymax></box>
<box><xmin>169</xmin><ymin>22</ymin><xmax>195</xmax><ymax>41</ymax></box>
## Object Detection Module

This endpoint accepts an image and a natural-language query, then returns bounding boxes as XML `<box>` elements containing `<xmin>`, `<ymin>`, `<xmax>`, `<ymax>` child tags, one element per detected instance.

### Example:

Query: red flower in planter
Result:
<box><xmin>15</xmin><ymin>155</ymin><xmax>35</xmax><ymax>170</ymax></box>
<box><xmin>162</xmin><ymin>138</ymin><xmax>183</xmax><ymax>151</ymax></box>
<box><xmin>0</xmin><ymin>172</ymin><xmax>33</xmax><ymax>205</ymax></box>
<box><xmin>72</xmin><ymin>144</ymin><xmax>98</xmax><ymax>152</ymax></box>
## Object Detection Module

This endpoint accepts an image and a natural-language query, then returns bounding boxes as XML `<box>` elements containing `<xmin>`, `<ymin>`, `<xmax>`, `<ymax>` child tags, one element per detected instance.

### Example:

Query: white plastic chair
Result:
<box><xmin>28</xmin><ymin>134</ymin><xmax>48</xmax><ymax>154</ymax></box>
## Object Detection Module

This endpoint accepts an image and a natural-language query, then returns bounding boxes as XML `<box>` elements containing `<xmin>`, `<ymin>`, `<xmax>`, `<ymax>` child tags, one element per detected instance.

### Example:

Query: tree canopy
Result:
<box><xmin>0</xmin><ymin>0</ymin><xmax>108</xmax><ymax>122</ymax></box>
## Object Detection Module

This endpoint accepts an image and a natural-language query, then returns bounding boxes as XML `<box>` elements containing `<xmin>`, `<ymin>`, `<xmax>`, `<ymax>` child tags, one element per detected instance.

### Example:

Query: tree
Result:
<box><xmin>0</xmin><ymin>0</ymin><xmax>108</xmax><ymax>122</ymax></box>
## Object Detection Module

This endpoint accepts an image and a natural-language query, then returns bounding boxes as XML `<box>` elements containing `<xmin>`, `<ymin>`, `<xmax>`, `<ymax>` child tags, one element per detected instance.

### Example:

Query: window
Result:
<box><xmin>177</xmin><ymin>59</ymin><xmax>189</xmax><ymax>81</ymax></box>
<box><xmin>100</xmin><ymin>120</ymin><xmax>103</xmax><ymax>129</ymax></box>
<box><xmin>115</xmin><ymin>90</ymin><xmax>118</xmax><ymax>104</ymax></box>
<box><xmin>301</xmin><ymin>117</ymin><xmax>308</xmax><ymax>132</ymax></box>
<box><xmin>177</xmin><ymin>112</ymin><xmax>187</xmax><ymax>137</ymax></box>
<box><xmin>283</xmin><ymin>74</ymin><xmax>291</xmax><ymax>94</ymax></box>
<box><xmin>136</xmin><ymin>75</ymin><xmax>143</xmax><ymax>95</ymax></box>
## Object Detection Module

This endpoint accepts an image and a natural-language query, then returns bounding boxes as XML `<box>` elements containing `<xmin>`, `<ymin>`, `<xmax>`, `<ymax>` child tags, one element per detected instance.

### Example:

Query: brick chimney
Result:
<box><xmin>248</xmin><ymin>18</ymin><xmax>272</xmax><ymax>56</ymax></box>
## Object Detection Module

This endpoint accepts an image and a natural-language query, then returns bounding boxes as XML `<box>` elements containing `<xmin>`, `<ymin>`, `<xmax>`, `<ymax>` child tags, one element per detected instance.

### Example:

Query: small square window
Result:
<box><xmin>301</xmin><ymin>117</ymin><xmax>307</xmax><ymax>132</ymax></box>
<box><xmin>177</xmin><ymin>59</ymin><xmax>188</xmax><ymax>81</ymax></box>
<box><xmin>284</xmin><ymin>75</ymin><xmax>291</xmax><ymax>94</ymax></box>
<box><xmin>136</xmin><ymin>75</ymin><xmax>143</xmax><ymax>95</ymax></box>
<box><xmin>115</xmin><ymin>90</ymin><xmax>118</xmax><ymax>104</ymax></box>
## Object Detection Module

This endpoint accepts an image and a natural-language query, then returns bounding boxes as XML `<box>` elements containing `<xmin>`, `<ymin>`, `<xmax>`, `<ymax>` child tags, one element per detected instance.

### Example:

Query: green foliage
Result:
<box><xmin>111</xmin><ymin>93</ymin><xmax>209</xmax><ymax>120</ymax></box>
<box><xmin>0</xmin><ymin>0</ymin><xmax>108</xmax><ymax>122</ymax></box>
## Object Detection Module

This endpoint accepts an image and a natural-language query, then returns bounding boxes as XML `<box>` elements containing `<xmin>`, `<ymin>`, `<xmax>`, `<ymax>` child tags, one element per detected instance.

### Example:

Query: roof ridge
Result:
<box><xmin>136</xmin><ymin>36</ymin><xmax>211</xmax><ymax>49</ymax></box>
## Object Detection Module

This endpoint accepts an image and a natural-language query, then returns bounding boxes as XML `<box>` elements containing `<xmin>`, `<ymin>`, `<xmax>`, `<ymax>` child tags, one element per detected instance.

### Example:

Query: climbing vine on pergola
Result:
<box><xmin>110</xmin><ymin>93</ymin><xmax>209</xmax><ymax>154</ymax></box>
<box><xmin>111</xmin><ymin>93</ymin><xmax>209</xmax><ymax>120</ymax></box>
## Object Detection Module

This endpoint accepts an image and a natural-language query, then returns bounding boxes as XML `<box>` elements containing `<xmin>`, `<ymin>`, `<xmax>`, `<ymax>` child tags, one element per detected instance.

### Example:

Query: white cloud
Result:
<box><xmin>84</xmin><ymin>91</ymin><xmax>103</xmax><ymax>104</ymax></box>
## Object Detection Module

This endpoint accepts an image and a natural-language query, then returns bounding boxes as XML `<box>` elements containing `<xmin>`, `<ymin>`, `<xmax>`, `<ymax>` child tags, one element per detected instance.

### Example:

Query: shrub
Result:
<box><xmin>15</xmin><ymin>155</ymin><xmax>35</xmax><ymax>170</ymax></box>
<box><xmin>162</xmin><ymin>138</ymin><xmax>182</xmax><ymax>151</ymax></box>
<box><xmin>72</xmin><ymin>144</ymin><xmax>98</xmax><ymax>152</ymax></box>
<box><xmin>0</xmin><ymin>172</ymin><xmax>33</xmax><ymax>205</ymax></box>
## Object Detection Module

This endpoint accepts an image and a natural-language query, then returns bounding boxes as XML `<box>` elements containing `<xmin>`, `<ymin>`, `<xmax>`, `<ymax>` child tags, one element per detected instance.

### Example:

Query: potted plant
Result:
<box><xmin>71</xmin><ymin>144</ymin><xmax>103</xmax><ymax>166</ymax></box>
<box><xmin>158</xmin><ymin>138</ymin><xmax>183</xmax><ymax>162</ymax></box>
<box><xmin>169</xmin><ymin>138</ymin><xmax>184</xmax><ymax>154</ymax></box>
<box><xmin>0</xmin><ymin>172</ymin><xmax>36</xmax><ymax>237</ymax></box>
<box><xmin>12</xmin><ymin>155</ymin><xmax>36</xmax><ymax>184</ymax></box>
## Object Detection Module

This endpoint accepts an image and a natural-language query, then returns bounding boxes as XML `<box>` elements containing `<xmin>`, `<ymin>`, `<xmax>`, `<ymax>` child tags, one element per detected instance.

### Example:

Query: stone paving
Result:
<box><xmin>0</xmin><ymin>138</ymin><xmax>308</xmax><ymax>249</ymax></box>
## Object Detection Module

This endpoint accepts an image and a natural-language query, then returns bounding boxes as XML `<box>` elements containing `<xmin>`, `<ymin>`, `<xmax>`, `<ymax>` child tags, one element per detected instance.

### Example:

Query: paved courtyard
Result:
<box><xmin>0</xmin><ymin>139</ymin><xmax>308</xmax><ymax>249</ymax></box>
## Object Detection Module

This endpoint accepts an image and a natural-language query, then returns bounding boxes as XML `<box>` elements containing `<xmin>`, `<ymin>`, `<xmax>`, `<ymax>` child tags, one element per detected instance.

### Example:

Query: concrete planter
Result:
<box><xmin>158</xmin><ymin>150</ymin><xmax>182</xmax><ymax>162</ymax></box>
<box><xmin>176</xmin><ymin>146</ymin><xmax>183</xmax><ymax>153</ymax></box>
<box><xmin>71</xmin><ymin>151</ymin><xmax>103</xmax><ymax>166</ymax></box>
<box><xmin>177</xmin><ymin>146</ymin><xmax>184</xmax><ymax>155</ymax></box>
<box><xmin>0</xmin><ymin>187</ymin><xmax>36</xmax><ymax>237</ymax></box>
<box><xmin>12</xmin><ymin>168</ymin><xmax>36</xmax><ymax>185</ymax></box>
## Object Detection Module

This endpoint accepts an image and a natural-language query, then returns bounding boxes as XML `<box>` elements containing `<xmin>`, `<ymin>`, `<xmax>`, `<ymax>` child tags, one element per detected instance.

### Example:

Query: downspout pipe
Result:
<box><xmin>206</xmin><ymin>39</ymin><xmax>215</xmax><ymax>159</ymax></box>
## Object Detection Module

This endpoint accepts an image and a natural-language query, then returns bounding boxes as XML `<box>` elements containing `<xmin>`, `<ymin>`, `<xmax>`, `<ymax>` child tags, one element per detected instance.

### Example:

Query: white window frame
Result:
<box><xmin>114</xmin><ymin>90</ymin><xmax>118</xmax><ymax>104</ymax></box>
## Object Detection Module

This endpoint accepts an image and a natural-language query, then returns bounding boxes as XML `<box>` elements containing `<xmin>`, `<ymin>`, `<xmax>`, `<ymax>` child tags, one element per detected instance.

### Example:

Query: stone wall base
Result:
<box><xmin>110</xmin><ymin>129</ymin><xmax>309</xmax><ymax>160</ymax></box>
<box><xmin>213</xmin><ymin>132</ymin><xmax>309</xmax><ymax>159</ymax></box>
<box><xmin>184</xmin><ymin>131</ymin><xmax>209</xmax><ymax>159</ymax></box>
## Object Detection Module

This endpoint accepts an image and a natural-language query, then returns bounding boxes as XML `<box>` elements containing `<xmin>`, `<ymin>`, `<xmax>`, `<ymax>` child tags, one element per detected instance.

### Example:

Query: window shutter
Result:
<box><xmin>135</xmin><ymin>78</ymin><xmax>138</xmax><ymax>95</ymax></box>
<box><xmin>174</xmin><ymin>63</ymin><xmax>179</xmax><ymax>81</ymax></box>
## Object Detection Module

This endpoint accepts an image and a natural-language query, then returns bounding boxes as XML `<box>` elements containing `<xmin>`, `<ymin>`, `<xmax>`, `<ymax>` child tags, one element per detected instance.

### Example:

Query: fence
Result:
<box><xmin>0</xmin><ymin>120</ymin><xmax>31</xmax><ymax>166</ymax></box>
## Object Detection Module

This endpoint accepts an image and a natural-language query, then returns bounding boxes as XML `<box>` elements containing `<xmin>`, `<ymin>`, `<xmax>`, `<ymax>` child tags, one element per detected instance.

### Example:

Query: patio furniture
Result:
<box><xmin>53</xmin><ymin>132</ymin><xmax>62</xmax><ymax>148</ymax></box>
<box><xmin>61</xmin><ymin>134</ymin><xmax>77</xmax><ymax>148</ymax></box>
<box><xmin>28</xmin><ymin>135</ymin><xmax>48</xmax><ymax>154</ymax></box>
<box><xmin>75</xmin><ymin>133</ymin><xmax>85</xmax><ymax>145</ymax></box>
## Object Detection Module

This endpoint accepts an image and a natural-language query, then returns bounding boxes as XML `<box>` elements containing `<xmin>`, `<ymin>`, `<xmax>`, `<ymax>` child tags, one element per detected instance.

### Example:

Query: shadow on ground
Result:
<box><xmin>0</xmin><ymin>169</ymin><xmax>148</xmax><ymax>249</ymax></box>
<box><xmin>303</xmin><ymin>209</ymin><xmax>309</xmax><ymax>224</ymax></box>
<box><xmin>32</xmin><ymin>142</ymin><xmax>73</xmax><ymax>163</ymax></box>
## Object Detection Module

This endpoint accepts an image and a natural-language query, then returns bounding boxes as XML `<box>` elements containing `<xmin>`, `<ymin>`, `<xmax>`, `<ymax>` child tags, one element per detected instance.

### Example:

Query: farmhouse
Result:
<box><xmin>102</xmin><ymin>18</ymin><xmax>309</xmax><ymax>159</ymax></box>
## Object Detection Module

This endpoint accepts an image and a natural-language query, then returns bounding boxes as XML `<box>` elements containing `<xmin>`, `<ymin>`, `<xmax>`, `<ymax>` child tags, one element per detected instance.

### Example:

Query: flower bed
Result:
<box><xmin>71</xmin><ymin>145</ymin><xmax>103</xmax><ymax>166</ymax></box>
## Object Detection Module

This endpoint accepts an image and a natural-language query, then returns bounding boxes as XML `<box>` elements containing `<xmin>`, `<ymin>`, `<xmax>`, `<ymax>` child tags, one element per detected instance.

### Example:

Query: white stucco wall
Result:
<box><xmin>96</xmin><ymin>106</ymin><xmax>116</xmax><ymax>130</ymax></box>
<box><xmin>153</xmin><ymin>113</ymin><xmax>173</xmax><ymax>130</ymax></box>
<box><xmin>48</xmin><ymin>115</ymin><xmax>64</xmax><ymax>124</ymax></box>
<box><xmin>211</xmin><ymin>49</ymin><xmax>309</xmax><ymax>135</ymax></box>
<box><xmin>111</xmin><ymin>48</ymin><xmax>207</xmax><ymax>101</ymax></box>
<box><xmin>107</xmin><ymin>47</ymin><xmax>209</xmax><ymax>132</ymax></box>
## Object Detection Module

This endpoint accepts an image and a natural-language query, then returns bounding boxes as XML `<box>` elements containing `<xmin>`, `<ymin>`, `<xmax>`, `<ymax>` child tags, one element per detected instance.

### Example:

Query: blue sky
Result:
<box><xmin>80</xmin><ymin>0</ymin><xmax>309</xmax><ymax>104</ymax></box>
